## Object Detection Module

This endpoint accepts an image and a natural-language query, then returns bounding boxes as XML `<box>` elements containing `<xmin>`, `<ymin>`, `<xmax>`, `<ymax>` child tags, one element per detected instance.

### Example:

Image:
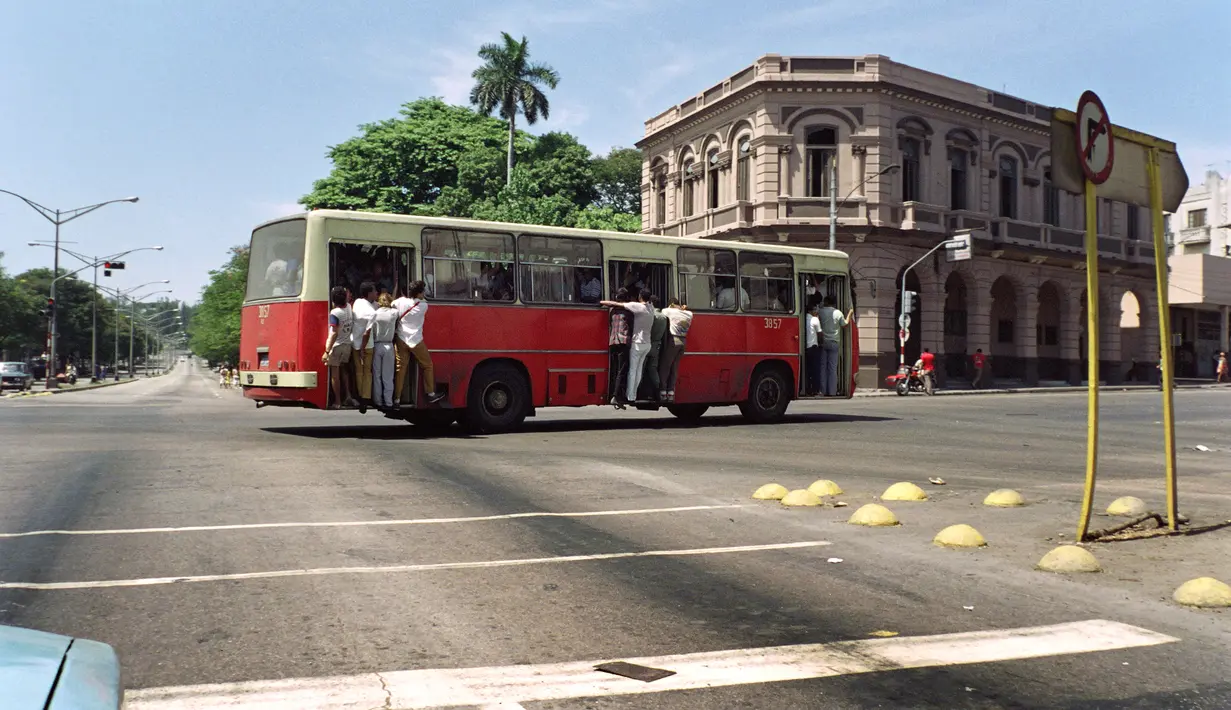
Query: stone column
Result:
<box><xmin>1064</xmin><ymin>291</ymin><xmax>1084</xmax><ymax>385</ymax></box>
<box><xmin>1101</xmin><ymin>284</ymin><xmax>1124</xmax><ymax>385</ymax></box>
<box><xmin>967</xmin><ymin>275</ymin><xmax>992</xmax><ymax>385</ymax></box>
<box><xmin>1221</xmin><ymin>305</ymin><xmax>1229</xmax><ymax>353</ymax></box>
<box><xmin>1020</xmin><ymin>288</ymin><xmax>1040</xmax><ymax>385</ymax></box>
<box><xmin>921</xmin><ymin>275</ymin><xmax>946</xmax><ymax>386</ymax></box>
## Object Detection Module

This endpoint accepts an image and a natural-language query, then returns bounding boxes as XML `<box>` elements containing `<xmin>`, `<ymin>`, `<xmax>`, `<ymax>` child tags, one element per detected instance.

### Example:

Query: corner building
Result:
<box><xmin>636</xmin><ymin>54</ymin><xmax>1162</xmax><ymax>389</ymax></box>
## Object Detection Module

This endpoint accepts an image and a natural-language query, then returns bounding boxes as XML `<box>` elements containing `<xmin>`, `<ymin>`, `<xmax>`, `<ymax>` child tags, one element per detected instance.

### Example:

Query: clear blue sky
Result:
<box><xmin>2</xmin><ymin>0</ymin><xmax>1227</xmax><ymax>304</ymax></box>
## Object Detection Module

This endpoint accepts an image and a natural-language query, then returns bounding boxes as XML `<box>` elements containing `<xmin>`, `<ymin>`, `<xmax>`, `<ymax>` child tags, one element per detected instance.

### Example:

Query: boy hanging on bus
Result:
<box><xmin>601</xmin><ymin>290</ymin><xmax>654</xmax><ymax>405</ymax></box>
<box><xmin>393</xmin><ymin>280</ymin><xmax>445</xmax><ymax>405</ymax></box>
<box><xmin>658</xmin><ymin>297</ymin><xmax>693</xmax><ymax>401</ymax></box>
<box><xmin>605</xmin><ymin>288</ymin><xmax>632</xmax><ymax>408</ymax></box>
<box><xmin>321</xmin><ymin>286</ymin><xmax>356</xmax><ymax>409</ymax></box>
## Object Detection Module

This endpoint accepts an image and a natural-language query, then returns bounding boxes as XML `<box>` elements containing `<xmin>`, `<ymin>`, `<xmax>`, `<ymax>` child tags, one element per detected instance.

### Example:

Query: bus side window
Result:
<box><xmin>677</xmin><ymin>247</ymin><xmax>737</xmax><ymax>311</ymax></box>
<box><xmin>739</xmin><ymin>252</ymin><xmax>794</xmax><ymax>313</ymax></box>
<box><xmin>423</xmin><ymin>228</ymin><xmax>515</xmax><ymax>302</ymax></box>
<box><xmin>517</xmin><ymin>234</ymin><xmax>602</xmax><ymax>304</ymax></box>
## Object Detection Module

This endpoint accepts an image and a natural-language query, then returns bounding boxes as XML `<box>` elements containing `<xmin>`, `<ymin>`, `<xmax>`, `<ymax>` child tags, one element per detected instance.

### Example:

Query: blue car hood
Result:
<box><xmin>0</xmin><ymin>624</ymin><xmax>72</xmax><ymax>709</ymax></box>
<box><xmin>0</xmin><ymin>624</ymin><xmax>122</xmax><ymax>710</ymax></box>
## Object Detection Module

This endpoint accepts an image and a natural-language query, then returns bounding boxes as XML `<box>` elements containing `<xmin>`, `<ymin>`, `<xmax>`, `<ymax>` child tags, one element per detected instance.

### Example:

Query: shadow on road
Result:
<box><xmin>260</xmin><ymin>411</ymin><xmax>898</xmax><ymax>440</ymax></box>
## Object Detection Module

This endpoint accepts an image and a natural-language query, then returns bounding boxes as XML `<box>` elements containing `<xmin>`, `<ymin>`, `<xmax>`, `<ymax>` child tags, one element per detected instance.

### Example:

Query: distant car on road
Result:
<box><xmin>0</xmin><ymin>362</ymin><xmax>34</xmax><ymax>391</ymax></box>
<box><xmin>0</xmin><ymin>624</ymin><xmax>123</xmax><ymax>709</ymax></box>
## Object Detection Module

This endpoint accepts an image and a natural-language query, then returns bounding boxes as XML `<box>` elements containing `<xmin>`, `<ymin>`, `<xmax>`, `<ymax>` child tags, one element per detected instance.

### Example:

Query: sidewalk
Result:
<box><xmin>854</xmin><ymin>379</ymin><xmax>1228</xmax><ymax>398</ymax></box>
<box><xmin>2</xmin><ymin>372</ymin><xmax>167</xmax><ymax>399</ymax></box>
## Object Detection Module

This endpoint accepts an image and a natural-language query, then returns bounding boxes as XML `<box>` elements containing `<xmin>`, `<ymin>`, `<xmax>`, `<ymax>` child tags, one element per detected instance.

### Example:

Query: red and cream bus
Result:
<box><xmin>239</xmin><ymin>210</ymin><xmax>857</xmax><ymax>432</ymax></box>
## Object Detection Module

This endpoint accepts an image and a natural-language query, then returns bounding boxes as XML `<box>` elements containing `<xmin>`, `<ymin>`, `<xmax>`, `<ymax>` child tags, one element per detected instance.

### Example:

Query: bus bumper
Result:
<box><xmin>239</xmin><ymin>370</ymin><xmax>317</xmax><ymax>388</ymax></box>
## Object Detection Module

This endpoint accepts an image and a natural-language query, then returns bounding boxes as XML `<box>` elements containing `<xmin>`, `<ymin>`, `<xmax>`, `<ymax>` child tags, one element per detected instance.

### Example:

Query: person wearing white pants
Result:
<box><xmin>601</xmin><ymin>290</ymin><xmax>656</xmax><ymax>404</ymax></box>
<box><xmin>364</xmin><ymin>293</ymin><xmax>400</xmax><ymax>409</ymax></box>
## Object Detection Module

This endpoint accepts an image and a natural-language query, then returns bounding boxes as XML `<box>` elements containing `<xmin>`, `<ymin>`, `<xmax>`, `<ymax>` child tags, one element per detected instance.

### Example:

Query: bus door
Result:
<box><xmin>799</xmin><ymin>273</ymin><xmax>827</xmax><ymax>397</ymax></box>
<box><xmin>326</xmin><ymin>241</ymin><xmax>416</xmax><ymax>407</ymax></box>
<box><xmin>606</xmin><ymin>259</ymin><xmax>671</xmax><ymax>402</ymax></box>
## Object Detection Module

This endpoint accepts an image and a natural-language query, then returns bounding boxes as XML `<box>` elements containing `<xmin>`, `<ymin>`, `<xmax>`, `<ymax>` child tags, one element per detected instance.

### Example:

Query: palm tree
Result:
<box><xmin>470</xmin><ymin>33</ymin><xmax>560</xmax><ymax>184</ymax></box>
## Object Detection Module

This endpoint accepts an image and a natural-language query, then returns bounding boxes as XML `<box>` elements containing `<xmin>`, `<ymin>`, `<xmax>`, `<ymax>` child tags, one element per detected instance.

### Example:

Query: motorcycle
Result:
<box><xmin>886</xmin><ymin>365</ymin><xmax>934</xmax><ymax>396</ymax></box>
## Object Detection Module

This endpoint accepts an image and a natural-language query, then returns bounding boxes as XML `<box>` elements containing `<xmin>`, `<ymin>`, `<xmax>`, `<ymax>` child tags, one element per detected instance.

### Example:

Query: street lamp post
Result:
<box><xmin>28</xmin><ymin>244</ymin><xmax>163</xmax><ymax>381</ymax></box>
<box><xmin>2</xmin><ymin>190</ymin><xmax>139</xmax><ymax>388</ymax></box>
<box><xmin>128</xmin><ymin>291</ymin><xmax>172</xmax><ymax>378</ymax></box>
<box><xmin>828</xmin><ymin>164</ymin><xmax>901</xmax><ymax>252</ymax></box>
<box><xmin>99</xmin><ymin>281</ymin><xmax>169</xmax><ymax>380</ymax></box>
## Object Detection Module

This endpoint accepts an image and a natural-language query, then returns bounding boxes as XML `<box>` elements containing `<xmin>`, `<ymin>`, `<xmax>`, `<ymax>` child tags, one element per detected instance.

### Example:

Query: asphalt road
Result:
<box><xmin>1</xmin><ymin>363</ymin><xmax>1228</xmax><ymax>709</ymax></box>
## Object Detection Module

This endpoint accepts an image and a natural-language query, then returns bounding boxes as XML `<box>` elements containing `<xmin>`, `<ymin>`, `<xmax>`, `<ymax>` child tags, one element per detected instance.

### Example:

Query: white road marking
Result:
<box><xmin>125</xmin><ymin>620</ymin><xmax>1177</xmax><ymax>709</ymax></box>
<box><xmin>0</xmin><ymin>504</ymin><xmax>747</xmax><ymax>539</ymax></box>
<box><xmin>0</xmin><ymin>540</ymin><xmax>829</xmax><ymax>590</ymax></box>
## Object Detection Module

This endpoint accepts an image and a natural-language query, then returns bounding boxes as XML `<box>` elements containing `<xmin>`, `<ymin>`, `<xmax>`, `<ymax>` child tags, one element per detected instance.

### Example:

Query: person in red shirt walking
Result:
<box><xmin>971</xmin><ymin>348</ymin><xmax>988</xmax><ymax>389</ymax></box>
<box><xmin>916</xmin><ymin>348</ymin><xmax>936</xmax><ymax>391</ymax></box>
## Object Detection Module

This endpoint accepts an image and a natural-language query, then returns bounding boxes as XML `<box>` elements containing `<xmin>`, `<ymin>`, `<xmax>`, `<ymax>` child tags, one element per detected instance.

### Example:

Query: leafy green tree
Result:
<box><xmin>469</xmin><ymin>32</ymin><xmax>560</xmax><ymax>183</ymax></box>
<box><xmin>190</xmin><ymin>247</ymin><xmax>249</xmax><ymax>365</ymax></box>
<box><xmin>301</xmin><ymin>98</ymin><xmax>512</xmax><ymax>213</ymax></box>
<box><xmin>591</xmin><ymin>147</ymin><xmax>642</xmax><ymax>215</ymax></box>
<box><xmin>574</xmin><ymin>206</ymin><xmax>641</xmax><ymax>233</ymax></box>
<box><xmin>0</xmin><ymin>254</ymin><xmax>41</xmax><ymax>359</ymax></box>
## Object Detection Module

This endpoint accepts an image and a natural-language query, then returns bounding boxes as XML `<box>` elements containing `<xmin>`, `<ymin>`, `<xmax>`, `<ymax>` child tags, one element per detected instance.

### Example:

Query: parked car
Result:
<box><xmin>0</xmin><ymin>624</ymin><xmax>123</xmax><ymax>709</ymax></box>
<box><xmin>1</xmin><ymin>362</ymin><xmax>34</xmax><ymax>391</ymax></box>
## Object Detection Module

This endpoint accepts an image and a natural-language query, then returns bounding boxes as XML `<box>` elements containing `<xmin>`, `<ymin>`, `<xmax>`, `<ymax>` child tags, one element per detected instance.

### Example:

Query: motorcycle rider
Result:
<box><xmin>914</xmin><ymin>348</ymin><xmax>936</xmax><ymax>391</ymax></box>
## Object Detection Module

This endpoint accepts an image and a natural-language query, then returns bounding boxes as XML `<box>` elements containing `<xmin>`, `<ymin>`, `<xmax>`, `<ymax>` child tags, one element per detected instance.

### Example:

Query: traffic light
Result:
<box><xmin>903</xmin><ymin>290</ymin><xmax>918</xmax><ymax>313</ymax></box>
<box><xmin>103</xmin><ymin>261</ymin><xmax>125</xmax><ymax>277</ymax></box>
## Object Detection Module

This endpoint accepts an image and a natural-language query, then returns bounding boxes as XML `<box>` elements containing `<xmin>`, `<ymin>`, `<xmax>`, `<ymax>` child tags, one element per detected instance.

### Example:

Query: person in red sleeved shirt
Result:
<box><xmin>913</xmin><ymin>348</ymin><xmax>936</xmax><ymax>391</ymax></box>
<box><xmin>971</xmin><ymin>348</ymin><xmax>988</xmax><ymax>389</ymax></box>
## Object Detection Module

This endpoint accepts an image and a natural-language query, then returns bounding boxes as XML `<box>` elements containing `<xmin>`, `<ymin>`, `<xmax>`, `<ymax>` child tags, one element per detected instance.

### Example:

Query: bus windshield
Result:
<box><xmin>246</xmin><ymin>219</ymin><xmax>306</xmax><ymax>301</ymax></box>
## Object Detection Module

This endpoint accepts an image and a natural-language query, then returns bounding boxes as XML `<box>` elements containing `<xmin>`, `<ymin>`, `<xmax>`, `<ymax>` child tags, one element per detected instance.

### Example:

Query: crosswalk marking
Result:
<box><xmin>125</xmin><ymin>620</ymin><xmax>1177</xmax><ymax>709</ymax></box>
<box><xmin>0</xmin><ymin>540</ymin><xmax>831</xmax><ymax>590</ymax></box>
<box><xmin>0</xmin><ymin>504</ymin><xmax>747</xmax><ymax>538</ymax></box>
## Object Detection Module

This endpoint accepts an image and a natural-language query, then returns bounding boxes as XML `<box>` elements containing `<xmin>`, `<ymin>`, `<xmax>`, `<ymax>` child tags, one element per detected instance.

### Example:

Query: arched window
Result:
<box><xmin>1043</xmin><ymin>167</ymin><xmax>1059</xmax><ymax>226</ymax></box>
<box><xmin>736</xmin><ymin>138</ymin><xmax>752</xmax><ymax>202</ymax></box>
<box><xmin>998</xmin><ymin>155</ymin><xmax>1018</xmax><ymax>218</ymax></box>
<box><xmin>901</xmin><ymin>137</ymin><xmax>921</xmax><ymax>202</ymax></box>
<box><xmin>654</xmin><ymin>170</ymin><xmax>667</xmax><ymax>226</ymax></box>
<box><xmin>949</xmin><ymin>148</ymin><xmax>968</xmax><ymax>210</ymax></box>
<box><xmin>682</xmin><ymin>160</ymin><xmax>696</xmax><ymax>218</ymax></box>
<box><xmin>806</xmin><ymin>127</ymin><xmax>837</xmax><ymax>198</ymax></box>
<box><xmin>707</xmin><ymin>149</ymin><xmax>721</xmax><ymax>209</ymax></box>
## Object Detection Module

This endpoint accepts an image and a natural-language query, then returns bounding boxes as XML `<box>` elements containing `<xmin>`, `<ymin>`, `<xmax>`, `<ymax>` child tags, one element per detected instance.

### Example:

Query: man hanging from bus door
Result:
<box><xmin>604</xmin><ymin>288</ymin><xmax>632</xmax><ymax>409</ymax></box>
<box><xmin>601</xmin><ymin>290</ymin><xmax>654</xmax><ymax>405</ymax></box>
<box><xmin>805</xmin><ymin>304</ymin><xmax>822</xmax><ymax>395</ymax></box>
<box><xmin>818</xmin><ymin>296</ymin><xmax>853</xmax><ymax>397</ymax></box>
<box><xmin>321</xmin><ymin>286</ymin><xmax>356</xmax><ymax>410</ymax></box>
<box><xmin>640</xmin><ymin>294</ymin><xmax>668</xmax><ymax>401</ymax></box>
<box><xmin>351</xmin><ymin>281</ymin><xmax>378</xmax><ymax>413</ymax></box>
<box><xmin>392</xmin><ymin>280</ymin><xmax>445</xmax><ymax>406</ymax></box>
<box><xmin>367</xmin><ymin>293</ymin><xmax>399</xmax><ymax>411</ymax></box>
<box><xmin>658</xmin><ymin>297</ymin><xmax>693</xmax><ymax>402</ymax></box>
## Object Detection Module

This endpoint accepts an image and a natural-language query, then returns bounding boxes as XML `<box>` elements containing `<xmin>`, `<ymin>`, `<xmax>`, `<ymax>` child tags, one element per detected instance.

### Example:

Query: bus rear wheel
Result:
<box><xmin>667</xmin><ymin>404</ymin><xmax>708</xmax><ymax>422</ymax></box>
<box><xmin>739</xmin><ymin>366</ymin><xmax>791</xmax><ymax>424</ymax></box>
<box><xmin>462</xmin><ymin>363</ymin><xmax>529</xmax><ymax>434</ymax></box>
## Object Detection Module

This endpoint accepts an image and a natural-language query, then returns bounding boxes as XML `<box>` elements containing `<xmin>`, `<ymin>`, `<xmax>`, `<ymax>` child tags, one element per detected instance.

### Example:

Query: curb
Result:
<box><xmin>2</xmin><ymin>374</ymin><xmax>165</xmax><ymax>399</ymax></box>
<box><xmin>853</xmin><ymin>383</ymin><xmax>1221</xmax><ymax>398</ymax></box>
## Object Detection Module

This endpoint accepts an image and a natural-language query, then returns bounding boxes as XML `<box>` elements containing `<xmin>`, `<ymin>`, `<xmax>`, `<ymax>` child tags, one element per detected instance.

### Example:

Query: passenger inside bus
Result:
<box><xmin>330</xmin><ymin>244</ymin><xmax>412</xmax><ymax>303</ymax></box>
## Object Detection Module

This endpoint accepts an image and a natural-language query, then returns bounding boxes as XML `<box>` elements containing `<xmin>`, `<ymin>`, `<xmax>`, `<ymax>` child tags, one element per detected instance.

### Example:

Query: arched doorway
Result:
<box><xmin>943</xmin><ymin>272</ymin><xmax>969</xmax><ymax>379</ymax></box>
<box><xmin>990</xmin><ymin>276</ymin><xmax>1019</xmax><ymax>379</ymax></box>
<box><xmin>1120</xmin><ymin>291</ymin><xmax>1145</xmax><ymax>381</ymax></box>
<box><xmin>896</xmin><ymin>268</ymin><xmax>923</xmax><ymax>368</ymax></box>
<box><xmin>1037</xmin><ymin>281</ymin><xmax>1064</xmax><ymax>380</ymax></box>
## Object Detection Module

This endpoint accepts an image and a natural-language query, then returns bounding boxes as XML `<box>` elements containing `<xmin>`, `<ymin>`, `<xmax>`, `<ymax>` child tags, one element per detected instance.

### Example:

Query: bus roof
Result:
<box><xmin>254</xmin><ymin>210</ymin><xmax>850</xmax><ymax>262</ymax></box>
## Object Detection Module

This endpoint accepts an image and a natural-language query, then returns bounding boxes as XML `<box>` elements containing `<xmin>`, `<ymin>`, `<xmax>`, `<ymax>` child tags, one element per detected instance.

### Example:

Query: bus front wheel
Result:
<box><xmin>667</xmin><ymin>404</ymin><xmax>708</xmax><ymax>422</ymax></box>
<box><xmin>462</xmin><ymin>364</ymin><xmax>529</xmax><ymax>434</ymax></box>
<box><xmin>739</xmin><ymin>366</ymin><xmax>791</xmax><ymax>424</ymax></box>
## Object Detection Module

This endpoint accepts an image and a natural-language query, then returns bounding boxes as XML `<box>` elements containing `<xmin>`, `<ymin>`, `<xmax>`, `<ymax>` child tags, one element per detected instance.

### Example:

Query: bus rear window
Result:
<box><xmin>247</xmin><ymin>219</ymin><xmax>306</xmax><ymax>301</ymax></box>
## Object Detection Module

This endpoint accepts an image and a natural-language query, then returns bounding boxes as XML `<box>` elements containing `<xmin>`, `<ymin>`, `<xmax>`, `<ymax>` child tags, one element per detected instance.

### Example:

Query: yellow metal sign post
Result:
<box><xmin>1052</xmin><ymin>92</ymin><xmax>1187</xmax><ymax>541</ymax></box>
<box><xmin>1148</xmin><ymin>148</ymin><xmax>1180</xmax><ymax>531</ymax></box>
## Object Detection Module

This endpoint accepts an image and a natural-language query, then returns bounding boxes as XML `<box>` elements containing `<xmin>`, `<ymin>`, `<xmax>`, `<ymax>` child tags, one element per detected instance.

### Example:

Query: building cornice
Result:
<box><xmin>637</xmin><ymin>78</ymin><xmax>1051</xmax><ymax>150</ymax></box>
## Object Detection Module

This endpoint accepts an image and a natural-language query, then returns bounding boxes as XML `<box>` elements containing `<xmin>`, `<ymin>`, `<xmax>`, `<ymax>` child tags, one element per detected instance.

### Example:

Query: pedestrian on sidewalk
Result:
<box><xmin>972</xmin><ymin>349</ymin><xmax>988</xmax><ymax>389</ymax></box>
<box><xmin>1217</xmin><ymin>351</ymin><xmax>1228</xmax><ymax>383</ymax></box>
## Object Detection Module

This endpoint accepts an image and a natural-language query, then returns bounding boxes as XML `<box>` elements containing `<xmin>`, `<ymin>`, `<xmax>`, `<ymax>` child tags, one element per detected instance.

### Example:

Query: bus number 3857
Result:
<box><xmin>763</xmin><ymin>318</ymin><xmax>783</xmax><ymax>330</ymax></box>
